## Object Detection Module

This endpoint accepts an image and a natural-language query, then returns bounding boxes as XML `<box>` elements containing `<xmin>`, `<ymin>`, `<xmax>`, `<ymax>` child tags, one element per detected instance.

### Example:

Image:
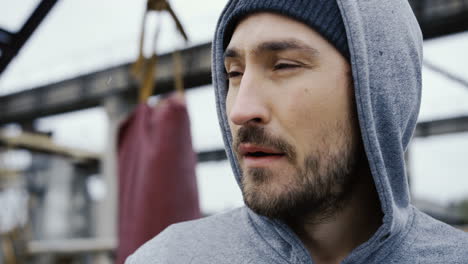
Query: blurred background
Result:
<box><xmin>0</xmin><ymin>0</ymin><xmax>467</xmax><ymax>263</ymax></box>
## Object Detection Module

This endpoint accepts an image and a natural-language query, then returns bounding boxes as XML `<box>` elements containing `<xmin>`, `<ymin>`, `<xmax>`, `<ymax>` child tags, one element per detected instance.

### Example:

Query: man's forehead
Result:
<box><xmin>225</xmin><ymin>13</ymin><xmax>323</xmax><ymax>59</ymax></box>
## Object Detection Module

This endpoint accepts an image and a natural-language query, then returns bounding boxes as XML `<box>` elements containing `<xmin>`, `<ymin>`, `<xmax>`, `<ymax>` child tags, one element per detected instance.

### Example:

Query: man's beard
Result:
<box><xmin>234</xmin><ymin>124</ymin><xmax>361</xmax><ymax>223</ymax></box>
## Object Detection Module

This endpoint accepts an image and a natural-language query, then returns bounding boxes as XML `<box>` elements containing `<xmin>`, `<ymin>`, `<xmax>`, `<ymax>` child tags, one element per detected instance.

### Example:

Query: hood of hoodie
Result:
<box><xmin>212</xmin><ymin>0</ymin><xmax>422</xmax><ymax>261</ymax></box>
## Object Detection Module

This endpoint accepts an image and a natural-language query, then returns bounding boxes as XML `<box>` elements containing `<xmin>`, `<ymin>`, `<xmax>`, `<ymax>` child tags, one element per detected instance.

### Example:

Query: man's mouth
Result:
<box><xmin>245</xmin><ymin>152</ymin><xmax>284</xmax><ymax>157</ymax></box>
<box><xmin>238</xmin><ymin>143</ymin><xmax>286</xmax><ymax>167</ymax></box>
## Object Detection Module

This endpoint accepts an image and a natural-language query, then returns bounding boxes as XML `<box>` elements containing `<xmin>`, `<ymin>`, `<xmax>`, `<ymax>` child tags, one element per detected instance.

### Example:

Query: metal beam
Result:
<box><xmin>0</xmin><ymin>42</ymin><xmax>211</xmax><ymax>125</ymax></box>
<box><xmin>28</xmin><ymin>238</ymin><xmax>116</xmax><ymax>255</ymax></box>
<box><xmin>197</xmin><ymin>149</ymin><xmax>227</xmax><ymax>163</ymax></box>
<box><xmin>0</xmin><ymin>28</ymin><xmax>14</xmax><ymax>47</ymax></box>
<box><xmin>410</xmin><ymin>0</ymin><xmax>468</xmax><ymax>39</ymax></box>
<box><xmin>0</xmin><ymin>0</ymin><xmax>59</xmax><ymax>75</ymax></box>
<box><xmin>0</xmin><ymin>130</ymin><xmax>100</xmax><ymax>163</ymax></box>
<box><xmin>414</xmin><ymin>116</ymin><xmax>468</xmax><ymax>138</ymax></box>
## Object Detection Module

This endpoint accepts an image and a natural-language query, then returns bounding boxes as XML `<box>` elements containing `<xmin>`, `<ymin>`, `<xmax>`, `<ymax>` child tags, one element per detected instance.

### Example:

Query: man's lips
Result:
<box><xmin>238</xmin><ymin>143</ymin><xmax>286</xmax><ymax>168</ymax></box>
<box><xmin>237</xmin><ymin>143</ymin><xmax>286</xmax><ymax>168</ymax></box>
<box><xmin>238</xmin><ymin>143</ymin><xmax>284</xmax><ymax>157</ymax></box>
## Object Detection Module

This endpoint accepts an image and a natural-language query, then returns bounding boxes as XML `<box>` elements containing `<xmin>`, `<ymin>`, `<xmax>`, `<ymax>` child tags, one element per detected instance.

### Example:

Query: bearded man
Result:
<box><xmin>127</xmin><ymin>0</ymin><xmax>468</xmax><ymax>263</ymax></box>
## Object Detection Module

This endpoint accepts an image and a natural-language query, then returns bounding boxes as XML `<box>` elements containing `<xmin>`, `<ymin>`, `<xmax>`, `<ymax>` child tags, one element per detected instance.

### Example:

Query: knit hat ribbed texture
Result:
<box><xmin>221</xmin><ymin>0</ymin><xmax>350</xmax><ymax>60</ymax></box>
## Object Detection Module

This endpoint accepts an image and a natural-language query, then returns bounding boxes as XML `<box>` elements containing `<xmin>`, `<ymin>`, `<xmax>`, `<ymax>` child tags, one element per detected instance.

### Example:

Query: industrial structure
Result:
<box><xmin>1</xmin><ymin>0</ymin><xmax>468</xmax><ymax>263</ymax></box>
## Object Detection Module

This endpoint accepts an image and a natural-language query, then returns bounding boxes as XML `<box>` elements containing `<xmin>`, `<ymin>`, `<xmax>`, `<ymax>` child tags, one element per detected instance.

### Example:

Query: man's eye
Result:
<box><xmin>227</xmin><ymin>71</ymin><xmax>242</xmax><ymax>79</ymax></box>
<box><xmin>273</xmin><ymin>63</ymin><xmax>300</xmax><ymax>70</ymax></box>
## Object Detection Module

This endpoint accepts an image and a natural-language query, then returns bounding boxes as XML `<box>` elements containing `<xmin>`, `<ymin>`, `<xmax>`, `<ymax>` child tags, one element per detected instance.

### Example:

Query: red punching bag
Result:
<box><xmin>116</xmin><ymin>93</ymin><xmax>201</xmax><ymax>263</ymax></box>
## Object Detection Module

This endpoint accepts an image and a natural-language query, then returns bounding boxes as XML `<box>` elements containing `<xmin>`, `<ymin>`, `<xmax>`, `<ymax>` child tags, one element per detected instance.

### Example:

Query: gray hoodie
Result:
<box><xmin>126</xmin><ymin>0</ymin><xmax>468</xmax><ymax>263</ymax></box>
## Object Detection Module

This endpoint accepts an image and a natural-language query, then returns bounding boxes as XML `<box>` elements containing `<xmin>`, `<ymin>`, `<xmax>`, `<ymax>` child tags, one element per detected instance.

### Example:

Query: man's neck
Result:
<box><xmin>287</xmin><ymin>170</ymin><xmax>383</xmax><ymax>264</ymax></box>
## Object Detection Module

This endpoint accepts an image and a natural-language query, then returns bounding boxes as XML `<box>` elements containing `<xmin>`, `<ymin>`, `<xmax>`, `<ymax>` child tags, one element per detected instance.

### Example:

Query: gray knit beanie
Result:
<box><xmin>220</xmin><ymin>0</ymin><xmax>350</xmax><ymax>60</ymax></box>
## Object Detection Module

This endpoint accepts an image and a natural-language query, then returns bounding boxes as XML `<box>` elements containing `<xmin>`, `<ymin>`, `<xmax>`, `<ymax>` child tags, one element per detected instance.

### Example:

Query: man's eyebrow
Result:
<box><xmin>224</xmin><ymin>40</ymin><xmax>319</xmax><ymax>61</ymax></box>
<box><xmin>224</xmin><ymin>48</ymin><xmax>240</xmax><ymax>60</ymax></box>
<box><xmin>255</xmin><ymin>40</ymin><xmax>319</xmax><ymax>56</ymax></box>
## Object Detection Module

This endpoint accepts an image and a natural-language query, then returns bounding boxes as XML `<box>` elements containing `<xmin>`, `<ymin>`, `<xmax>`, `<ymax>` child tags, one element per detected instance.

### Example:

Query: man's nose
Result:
<box><xmin>228</xmin><ymin>70</ymin><xmax>270</xmax><ymax>126</ymax></box>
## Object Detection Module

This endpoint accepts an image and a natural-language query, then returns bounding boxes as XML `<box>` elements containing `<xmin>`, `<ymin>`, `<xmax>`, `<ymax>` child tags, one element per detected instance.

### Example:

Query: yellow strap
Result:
<box><xmin>146</xmin><ymin>0</ymin><xmax>187</xmax><ymax>42</ymax></box>
<box><xmin>166</xmin><ymin>4</ymin><xmax>189</xmax><ymax>42</ymax></box>
<box><xmin>139</xmin><ymin>54</ymin><xmax>158</xmax><ymax>103</ymax></box>
<box><xmin>133</xmin><ymin>0</ymin><xmax>189</xmax><ymax>102</ymax></box>
<box><xmin>137</xmin><ymin>7</ymin><xmax>162</xmax><ymax>103</ymax></box>
<box><xmin>131</xmin><ymin>11</ymin><xmax>148</xmax><ymax>81</ymax></box>
<box><xmin>172</xmin><ymin>50</ymin><xmax>184</xmax><ymax>94</ymax></box>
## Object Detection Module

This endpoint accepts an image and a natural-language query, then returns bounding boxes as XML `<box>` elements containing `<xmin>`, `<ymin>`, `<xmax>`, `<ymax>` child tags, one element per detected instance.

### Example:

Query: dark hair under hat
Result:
<box><xmin>220</xmin><ymin>0</ymin><xmax>350</xmax><ymax>61</ymax></box>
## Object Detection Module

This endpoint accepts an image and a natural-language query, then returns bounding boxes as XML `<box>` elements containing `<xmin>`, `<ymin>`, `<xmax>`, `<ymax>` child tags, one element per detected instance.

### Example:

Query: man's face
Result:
<box><xmin>225</xmin><ymin>13</ymin><xmax>361</xmax><ymax>220</ymax></box>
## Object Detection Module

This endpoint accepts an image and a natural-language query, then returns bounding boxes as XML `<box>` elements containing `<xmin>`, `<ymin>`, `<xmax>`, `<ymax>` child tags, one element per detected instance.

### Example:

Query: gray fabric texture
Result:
<box><xmin>126</xmin><ymin>0</ymin><xmax>468</xmax><ymax>263</ymax></box>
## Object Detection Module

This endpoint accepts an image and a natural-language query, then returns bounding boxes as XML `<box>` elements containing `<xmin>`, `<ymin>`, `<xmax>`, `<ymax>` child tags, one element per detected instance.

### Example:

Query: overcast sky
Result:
<box><xmin>1</xmin><ymin>0</ymin><xmax>468</xmax><ymax>213</ymax></box>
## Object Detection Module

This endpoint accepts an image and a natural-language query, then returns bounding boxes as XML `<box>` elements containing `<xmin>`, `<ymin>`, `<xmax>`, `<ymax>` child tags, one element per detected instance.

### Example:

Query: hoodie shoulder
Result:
<box><xmin>125</xmin><ymin>207</ymin><xmax>255</xmax><ymax>264</ymax></box>
<box><xmin>387</xmin><ymin>207</ymin><xmax>468</xmax><ymax>263</ymax></box>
